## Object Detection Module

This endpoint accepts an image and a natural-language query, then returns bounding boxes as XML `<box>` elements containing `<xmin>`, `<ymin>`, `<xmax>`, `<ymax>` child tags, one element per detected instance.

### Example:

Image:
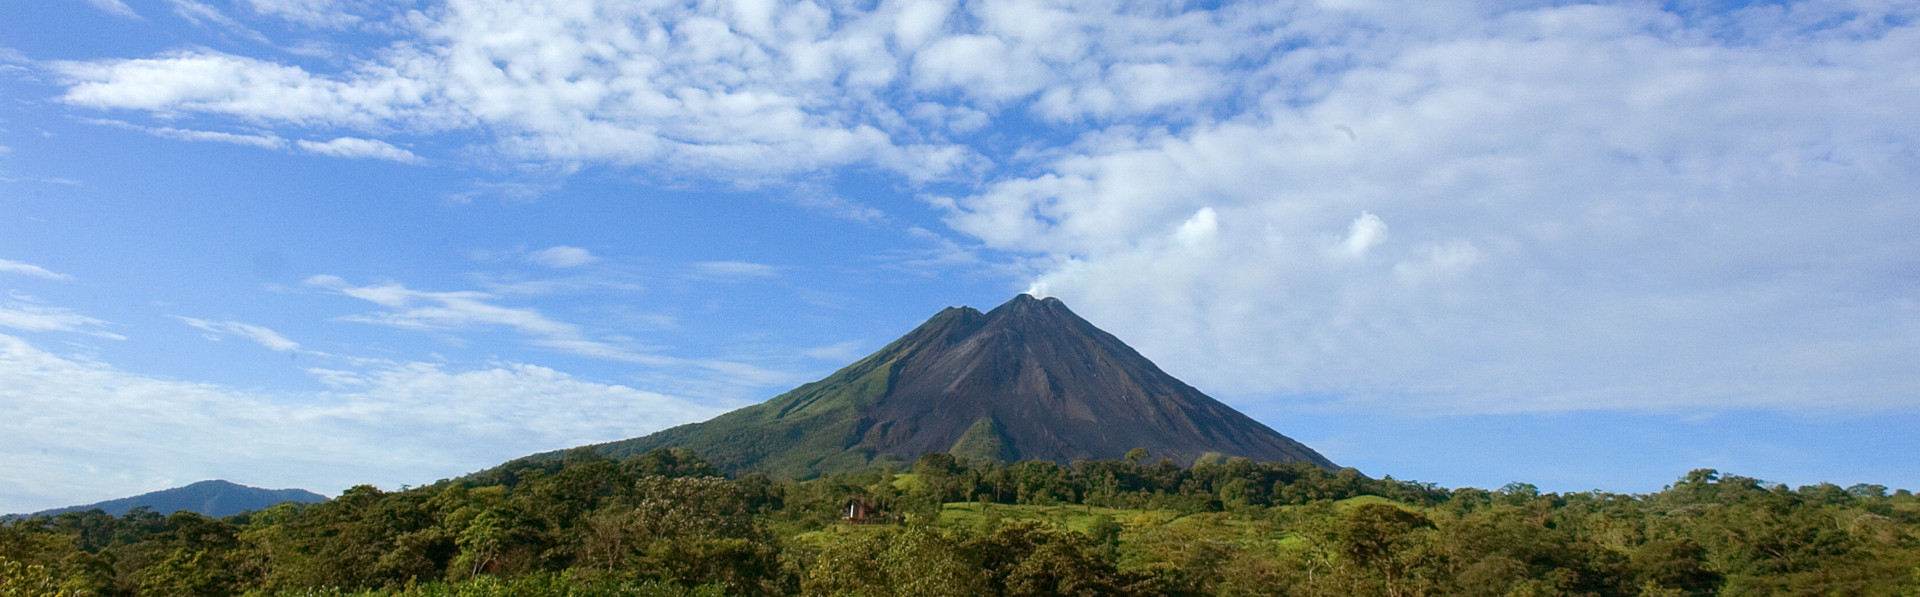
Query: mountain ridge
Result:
<box><xmin>19</xmin><ymin>480</ymin><xmax>328</xmax><ymax>519</ymax></box>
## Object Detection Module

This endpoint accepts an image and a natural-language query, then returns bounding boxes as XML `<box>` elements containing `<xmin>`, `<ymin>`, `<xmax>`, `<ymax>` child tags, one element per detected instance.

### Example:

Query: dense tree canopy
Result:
<box><xmin>4</xmin><ymin>449</ymin><xmax>1917</xmax><ymax>596</ymax></box>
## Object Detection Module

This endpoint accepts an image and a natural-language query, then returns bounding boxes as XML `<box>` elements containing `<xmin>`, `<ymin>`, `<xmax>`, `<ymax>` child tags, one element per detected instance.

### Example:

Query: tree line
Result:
<box><xmin>3</xmin><ymin>448</ymin><xmax>1917</xmax><ymax>596</ymax></box>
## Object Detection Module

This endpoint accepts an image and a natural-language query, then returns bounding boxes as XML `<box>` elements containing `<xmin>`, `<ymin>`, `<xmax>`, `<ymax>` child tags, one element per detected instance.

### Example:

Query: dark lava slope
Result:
<box><xmin>554</xmin><ymin>294</ymin><xmax>1334</xmax><ymax>477</ymax></box>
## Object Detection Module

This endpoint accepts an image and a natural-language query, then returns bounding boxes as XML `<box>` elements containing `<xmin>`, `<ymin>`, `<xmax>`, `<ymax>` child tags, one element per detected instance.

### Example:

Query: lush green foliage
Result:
<box><xmin>6</xmin><ymin>450</ymin><xmax>1918</xmax><ymax>596</ymax></box>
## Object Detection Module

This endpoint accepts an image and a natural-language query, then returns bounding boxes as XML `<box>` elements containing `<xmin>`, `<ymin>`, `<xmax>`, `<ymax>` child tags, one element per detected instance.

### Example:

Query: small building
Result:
<box><xmin>842</xmin><ymin>498</ymin><xmax>893</xmax><ymax>524</ymax></box>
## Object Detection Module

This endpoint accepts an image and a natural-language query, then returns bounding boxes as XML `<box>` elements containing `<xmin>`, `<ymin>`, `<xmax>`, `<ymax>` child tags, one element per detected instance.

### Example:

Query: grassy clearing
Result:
<box><xmin>936</xmin><ymin>501</ymin><xmax>1177</xmax><ymax>535</ymax></box>
<box><xmin>1332</xmin><ymin>494</ymin><xmax>1401</xmax><ymax>509</ymax></box>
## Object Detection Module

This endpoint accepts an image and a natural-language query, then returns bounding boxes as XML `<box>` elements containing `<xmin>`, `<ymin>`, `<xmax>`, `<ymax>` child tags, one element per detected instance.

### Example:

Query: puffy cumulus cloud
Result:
<box><xmin>47</xmin><ymin>0</ymin><xmax>1334</xmax><ymax>178</ymax></box>
<box><xmin>50</xmin><ymin>1</ymin><xmax>927</xmax><ymax>177</ymax></box>
<box><xmin>528</xmin><ymin>246</ymin><xmax>598</xmax><ymax>268</ymax></box>
<box><xmin>173</xmin><ymin>316</ymin><xmax>301</xmax><ymax>351</ymax></box>
<box><xmin>950</xmin><ymin>2</ymin><xmax>1920</xmax><ymax>414</ymax></box>
<box><xmin>0</xmin><ymin>332</ymin><xmax>718</xmax><ymax>513</ymax></box>
<box><xmin>1340</xmin><ymin>212</ymin><xmax>1388</xmax><ymax>258</ymax></box>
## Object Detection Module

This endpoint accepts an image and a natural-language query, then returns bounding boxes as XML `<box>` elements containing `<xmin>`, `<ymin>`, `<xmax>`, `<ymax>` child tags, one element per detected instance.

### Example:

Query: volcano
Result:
<box><xmin>569</xmin><ymin>294</ymin><xmax>1333</xmax><ymax>477</ymax></box>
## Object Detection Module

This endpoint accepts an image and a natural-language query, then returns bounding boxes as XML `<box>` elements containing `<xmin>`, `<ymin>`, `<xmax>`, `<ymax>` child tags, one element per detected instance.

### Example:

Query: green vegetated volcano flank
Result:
<box><xmin>17</xmin><ymin>480</ymin><xmax>326</xmax><ymax>519</ymax></box>
<box><xmin>545</xmin><ymin>294</ymin><xmax>1333</xmax><ymax>477</ymax></box>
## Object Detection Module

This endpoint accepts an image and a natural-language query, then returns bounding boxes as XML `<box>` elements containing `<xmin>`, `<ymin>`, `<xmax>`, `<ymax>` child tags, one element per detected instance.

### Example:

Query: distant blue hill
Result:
<box><xmin>24</xmin><ymin>480</ymin><xmax>328</xmax><ymax>519</ymax></box>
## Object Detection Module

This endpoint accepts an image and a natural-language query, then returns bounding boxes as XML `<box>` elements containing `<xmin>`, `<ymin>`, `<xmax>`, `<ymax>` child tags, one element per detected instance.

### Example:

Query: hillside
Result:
<box><xmin>23</xmin><ymin>479</ymin><xmax>327</xmax><ymax>518</ymax></box>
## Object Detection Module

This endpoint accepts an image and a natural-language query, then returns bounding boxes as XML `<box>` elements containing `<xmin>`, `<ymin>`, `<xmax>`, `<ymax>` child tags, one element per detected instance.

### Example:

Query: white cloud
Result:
<box><xmin>304</xmin><ymin>275</ymin><xmax>785</xmax><ymax>382</ymax></box>
<box><xmin>784</xmin><ymin>190</ymin><xmax>888</xmax><ymax>223</ymax></box>
<box><xmin>296</xmin><ymin>137</ymin><xmax>421</xmax><ymax>163</ymax></box>
<box><xmin>914</xmin><ymin>35</ymin><xmax>1045</xmax><ymax>101</ymax></box>
<box><xmin>55</xmin><ymin>50</ymin><xmax>436</xmax><ymax>127</ymax></box>
<box><xmin>0</xmin><ymin>296</ymin><xmax>122</xmax><ymax>340</ymax></box>
<box><xmin>0</xmin><ymin>259</ymin><xmax>71</xmax><ymax>281</ymax></box>
<box><xmin>1173</xmin><ymin>207</ymin><xmax>1218</xmax><ymax>248</ymax></box>
<box><xmin>0</xmin><ymin>177</ymin><xmax>83</xmax><ymax>186</ymax></box>
<box><xmin>49</xmin><ymin>1</ymin><xmax>942</xmax><ymax>177</ymax></box>
<box><xmin>163</xmin><ymin>0</ymin><xmax>271</xmax><ymax>43</ymax></box>
<box><xmin>1341</xmin><ymin>212</ymin><xmax>1388</xmax><ymax>257</ymax></box>
<box><xmin>86</xmin><ymin>122</ymin><xmax>420</xmax><ymax>163</ymax></box>
<box><xmin>44</xmin><ymin>0</ymin><xmax>1301</xmax><ymax>177</ymax></box>
<box><xmin>305</xmin><ymin>275</ymin><xmax>579</xmax><ymax>336</ymax></box>
<box><xmin>79</xmin><ymin>0</ymin><xmax>140</xmax><ymax>19</ymax></box>
<box><xmin>35</xmin><ymin>0</ymin><xmax>1920</xmax><ymax>416</ymax></box>
<box><xmin>174</xmin><ymin>316</ymin><xmax>301</xmax><ymax>352</ymax></box>
<box><xmin>0</xmin><ymin>304</ymin><xmax>105</xmax><ymax>334</ymax></box>
<box><xmin>943</xmin><ymin>2</ymin><xmax>1920</xmax><ymax>414</ymax></box>
<box><xmin>691</xmin><ymin>261</ymin><xmax>780</xmax><ymax>279</ymax></box>
<box><xmin>528</xmin><ymin>246</ymin><xmax>598</xmax><ymax>268</ymax></box>
<box><xmin>159</xmin><ymin>127</ymin><xmax>289</xmax><ymax>149</ymax></box>
<box><xmin>80</xmin><ymin>118</ymin><xmax>292</xmax><ymax>150</ymax></box>
<box><xmin>238</xmin><ymin>0</ymin><xmax>366</xmax><ymax>29</ymax></box>
<box><xmin>0</xmin><ymin>332</ymin><xmax>718</xmax><ymax>513</ymax></box>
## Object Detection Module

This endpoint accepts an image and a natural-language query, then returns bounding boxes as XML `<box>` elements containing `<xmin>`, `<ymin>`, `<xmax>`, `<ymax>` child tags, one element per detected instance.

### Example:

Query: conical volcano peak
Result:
<box><xmin>987</xmin><ymin>292</ymin><xmax>1063</xmax><ymax>316</ymax></box>
<box><xmin>565</xmin><ymin>294</ymin><xmax>1335</xmax><ymax>477</ymax></box>
<box><xmin>978</xmin><ymin>293</ymin><xmax>1094</xmax><ymax>337</ymax></box>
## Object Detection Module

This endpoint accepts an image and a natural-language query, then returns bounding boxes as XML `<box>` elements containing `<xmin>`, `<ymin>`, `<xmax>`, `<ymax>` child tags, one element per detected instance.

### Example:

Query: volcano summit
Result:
<box><xmin>570</xmin><ymin>294</ymin><xmax>1333</xmax><ymax>477</ymax></box>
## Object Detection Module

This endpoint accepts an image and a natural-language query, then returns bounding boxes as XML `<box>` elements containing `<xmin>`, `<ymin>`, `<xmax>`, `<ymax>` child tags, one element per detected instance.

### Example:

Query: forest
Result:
<box><xmin>4</xmin><ymin>448</ymin><xmax>1918</xmax><ymax>597</ymax></box>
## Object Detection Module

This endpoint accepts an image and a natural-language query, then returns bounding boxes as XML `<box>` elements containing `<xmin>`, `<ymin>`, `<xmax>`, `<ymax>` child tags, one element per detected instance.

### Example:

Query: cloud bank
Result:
<box><xmin>952</xmin><ymin>3</ymin><xmax>1920</xmax><ymax>413</ymax></box>
<box><xmin>42</xmin><ymin>0</ymin><xmax>1920</xmax><ymax>414</ymax></box>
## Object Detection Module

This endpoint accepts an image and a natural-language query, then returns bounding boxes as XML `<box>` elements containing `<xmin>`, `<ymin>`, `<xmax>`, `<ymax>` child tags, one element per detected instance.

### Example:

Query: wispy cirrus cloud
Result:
<box><xmin>528</xmin><ymin>246</ymin><xmax>598</xmax><ymax>268</ymax></box>
<box><xmin>295</xmin><ymin>137</ymin><xmax>420</xmax><ymax>163</ymax></box>
<box><xmin>0</xmin><ymin>294</ymin><xmax>123</xmax><ymax>340</ymax></box>
<box><xmin>80</xmin><ymin>119</ymin><xmax>417</xmax><ymax>162</ymax></box>
<box><xmin>173</xmin><ymin>316</ymin><xmax>301</xmax><ymax>352</ymax></box>
<box><xmin>163</xmin><ymin>0</ymin><xmax>271</xmax><ymax>43</ymax></box>
<box><xmin>78</xmin><ymin>0</ymin><xmax>140</xmax><ymax>19</ymax></box>
<box><xmin>304</xmin><ymin>275</ymin><xmax>788</xmax><ymax>385</ymax></box>
<box><xmin>236</xmin><ymin>0</ymin><xmax>366</xmax><ymax>29</ymax></box>
<box><xmin>690</xmin><ymin>261</ymin><xmax>780</xmax><ymax>280</ymax></box>
<box><xmin>0</xmin><ymin>259</ymin><xmax>72</xmax><ymax>281</ymax></box>
<box><xmin>305</xmin><ymin>274</ymin><xmax>582</xmax><ymax>336</ymax></box>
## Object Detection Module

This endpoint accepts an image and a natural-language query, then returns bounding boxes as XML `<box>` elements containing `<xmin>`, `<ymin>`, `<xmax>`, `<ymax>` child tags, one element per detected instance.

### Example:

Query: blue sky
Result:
<box><xmin>3</xmin><ymin>0</ymin><xmax>1919</xmax><ymax>513</ymax></box>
